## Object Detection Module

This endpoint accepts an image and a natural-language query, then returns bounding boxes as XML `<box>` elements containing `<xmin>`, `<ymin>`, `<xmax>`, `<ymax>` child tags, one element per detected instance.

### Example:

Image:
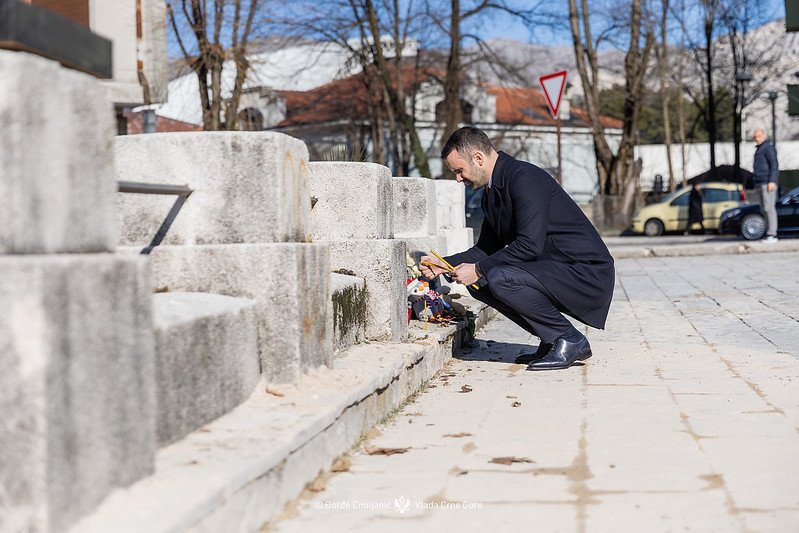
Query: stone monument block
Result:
<box><xmin>440</xmin><ymin>227</ymin><xmax>475</xmax><ymax>256</ymax></box>
<box><xmin>328</xmin><ymin>239</ymin><xmax>407</xmax><ymax>342</ymax></box>
<box><xmin>309</xmin><ymin>162</ymin><xmax>394</xmax><ymax>241</ymax></box>
<box><xmin>0</xmin><ymin>50</ymin><xmax>116</xmax><ymax>254</ymax></box>
<box><xmin>392</xmin><ymin>177</ymin><xmax>437</xmax><ymax>237</ymax></box>
<box><xmin>153</xmin><ymin>292</ymin><xmax>259</xmax><ymax>446</ymax></box>
<box><xmin>115</xmin><ymin>132</ymin><xmax>311</xmax><ymax>246</ymax></box>
<box><xmin>143</xmin><ymin>243</ymin><xmax>331</xmax><ymax>383</ymax></box>
<box><xmin>0</xmin><ymin>254</ymin><xmax>155</xmax><ymax>532</ymax></box>
<box><xmin>330</xmin><ymin>273</ymin><xmax>366</xmax><ymax>355</ymax></box>
<box><xmin>434</xmin><ymin>179</ymin><xmax>467</xmax><ymax>229</ymax></box>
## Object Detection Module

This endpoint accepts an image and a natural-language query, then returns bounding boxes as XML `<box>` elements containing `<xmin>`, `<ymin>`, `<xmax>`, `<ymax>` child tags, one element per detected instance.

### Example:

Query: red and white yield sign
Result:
<box><xmin>538</xmin><ymin>70</ymin><xmax>568</xmax><ymax>119</ymax></box>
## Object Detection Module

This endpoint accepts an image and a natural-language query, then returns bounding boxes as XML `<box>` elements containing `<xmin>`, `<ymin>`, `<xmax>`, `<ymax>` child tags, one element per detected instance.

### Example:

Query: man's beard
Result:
<box><xmin>467</xmin><ymin>164</ymin><xmax>487</xmax><ymax>189</ymax></box>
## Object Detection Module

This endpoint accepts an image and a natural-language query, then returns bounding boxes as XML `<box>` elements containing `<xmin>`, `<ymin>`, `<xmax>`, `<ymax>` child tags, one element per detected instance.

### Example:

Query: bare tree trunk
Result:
<box><xmin>567</xmin><ymin>0</ymin><xmax>615</xmax><ymax>194</ymax></box>
<box><xmin>569</xmin><ymin>0</ymin><xmax>652</xmax><ymax>228</ymax></box>
<box><xmin>703</xmin><ymin>1</ymin><xmax>717</xmax><ymax>177</ymax></box>
<box><xmin>677</xmin><ymin>47</ymin><xmax>687</xmax><ymax>187</ymax></box>
<box><xmin>169</xmin><ymin>0</ymin><xmax>260</xmax><ymax>131</ymax></box>
<box><xmin>658</xmin><ymin>0</ymin><xmax>675</xmax><ymax>191</ymax></box>
<box><xmin>443</xmin><ymin>0</ymin><xmax>463</xmax><ymax>140</ymax></box>
<box><xmin>620</xmin><ymin>157</ymin><xmax>643</xmax><ymax>223</ymax></box>
<box><xmin>363</xmin><ymin>0</ymin><xmax>431</xmax><ymax>176</ymax></box>
<box><xmin>225</xmin><ymin>0</ymin><xmax>258</xmax><ymax>130</ymax></box>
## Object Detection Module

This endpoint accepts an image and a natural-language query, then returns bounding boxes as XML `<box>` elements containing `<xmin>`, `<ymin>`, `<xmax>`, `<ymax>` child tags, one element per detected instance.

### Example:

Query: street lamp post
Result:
<box><xmin>734</xmin><ymin>72</ymin><xmax>753</xmax><ymax>184</ymax></box>
<box><xmin>768</xmin><ymin>91</ymin><xmax>778</xmax><ymax>147</ymax></box>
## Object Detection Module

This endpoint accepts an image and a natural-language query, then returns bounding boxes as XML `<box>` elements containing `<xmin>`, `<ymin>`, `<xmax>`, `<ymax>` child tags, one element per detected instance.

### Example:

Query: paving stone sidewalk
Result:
<box><xmin>268</xmin><ymin>252</ymin><xmax>799</xmax><ymax>533</ymax></box>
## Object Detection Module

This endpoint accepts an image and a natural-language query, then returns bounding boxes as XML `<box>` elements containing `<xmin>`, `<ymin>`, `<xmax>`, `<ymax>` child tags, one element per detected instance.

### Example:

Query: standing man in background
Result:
<box><xmin>752</xmin><ymin>128</ymin><xmax>780</xmax><ymax>243</ymax></box>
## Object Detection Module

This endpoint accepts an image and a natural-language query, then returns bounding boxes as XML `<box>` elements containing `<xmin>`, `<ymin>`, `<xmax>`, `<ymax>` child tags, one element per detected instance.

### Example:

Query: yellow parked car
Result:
<box><xmin>632</xmin><ymin>182</ymin><xmax>745</xmax><ymax>236</ymax></box>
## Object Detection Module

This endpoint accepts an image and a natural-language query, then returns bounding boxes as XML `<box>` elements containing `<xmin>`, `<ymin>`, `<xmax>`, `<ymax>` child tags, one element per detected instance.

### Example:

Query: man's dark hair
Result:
<box><xmin>440</xmin><ymin>126</ymin><xmax>494</xmax><ymax>160</ymax></box>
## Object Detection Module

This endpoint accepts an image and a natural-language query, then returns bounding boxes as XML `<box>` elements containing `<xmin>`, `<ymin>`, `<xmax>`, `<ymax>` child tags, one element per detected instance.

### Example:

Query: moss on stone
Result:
<box><xmin>332</xmin><ymin>283</ymin><xmax>367</xmax><ymax>342</ymax></box>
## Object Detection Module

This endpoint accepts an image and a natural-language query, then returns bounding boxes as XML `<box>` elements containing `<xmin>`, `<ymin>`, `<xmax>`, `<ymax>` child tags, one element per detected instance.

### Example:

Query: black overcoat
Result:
<box><xmin>688</xmin><ymin>188</ymin><xmax>703</xmax><ymax>224</ymax></box>
<box><xmin>445</xmin><ymin>152</ymin><xmax>615</xmax><ymax>329</ymax></box>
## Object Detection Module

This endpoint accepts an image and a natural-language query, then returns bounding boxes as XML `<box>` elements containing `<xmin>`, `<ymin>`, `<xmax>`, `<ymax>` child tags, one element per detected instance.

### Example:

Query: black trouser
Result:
<box><xmin>467</xmin><ymin>264</ymin><xmax>574</xmax><ymax>343</ymax></box>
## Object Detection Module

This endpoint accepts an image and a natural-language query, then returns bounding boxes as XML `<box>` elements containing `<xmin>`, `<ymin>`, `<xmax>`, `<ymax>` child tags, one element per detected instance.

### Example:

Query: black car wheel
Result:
<box><xmin>740</xmin><ymin>214</ymin><xmax>766</xmax><ymax>240</ymax></box>
<box><xmin>644</xmin><ymin>218</ymin><xmax>664</xmax><ymax>236</ymax></box>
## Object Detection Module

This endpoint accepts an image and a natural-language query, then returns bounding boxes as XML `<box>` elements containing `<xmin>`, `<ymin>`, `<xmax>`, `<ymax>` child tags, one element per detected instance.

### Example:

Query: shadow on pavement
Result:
<box><xmin>455</xmin><ymin>339</ymin><xmax>539</xmax><ymax>363</ymax></box>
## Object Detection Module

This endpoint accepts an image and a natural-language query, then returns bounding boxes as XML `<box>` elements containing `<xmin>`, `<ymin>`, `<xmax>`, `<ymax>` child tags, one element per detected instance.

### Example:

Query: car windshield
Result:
<box><xmin>659</xmin><ymin>187</ymin><xmax>689</xmax><ymax>204</ymax></box>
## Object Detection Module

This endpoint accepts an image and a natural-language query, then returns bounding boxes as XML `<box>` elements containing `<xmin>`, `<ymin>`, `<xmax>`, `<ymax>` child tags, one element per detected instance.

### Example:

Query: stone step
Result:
<box><xmin>70</xmin><ymin>297</ymin><xmax>495</xmax><ymax>533</ymax></box>
<box><xmin>330</xmin><ymin>273</ymin><xmax>366</xmax><ymax>355</ymax></box>
<box><xmin>152</xmin><ymin>292</ymin><xmax>259</xmax><ymax>447</ymax></box>
<box><xmin>122</xmin><ymin>242</ymin><xmax>332</xmax><ymax>385</ymax></box>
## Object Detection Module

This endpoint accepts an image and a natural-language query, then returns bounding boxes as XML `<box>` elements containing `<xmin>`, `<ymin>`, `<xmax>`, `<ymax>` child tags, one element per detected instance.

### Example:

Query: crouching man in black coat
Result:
<box><xmin>421</xmin><ymin>127</ymin><xmax>615</xmax><ymax>371</ymax></box>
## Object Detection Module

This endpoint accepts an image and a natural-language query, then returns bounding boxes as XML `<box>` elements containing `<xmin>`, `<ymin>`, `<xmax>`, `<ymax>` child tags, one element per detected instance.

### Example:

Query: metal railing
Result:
<box><xmin>117</xmin><ymin>181</ymin><xmax>193</xmax><ymax>255</ymax></box>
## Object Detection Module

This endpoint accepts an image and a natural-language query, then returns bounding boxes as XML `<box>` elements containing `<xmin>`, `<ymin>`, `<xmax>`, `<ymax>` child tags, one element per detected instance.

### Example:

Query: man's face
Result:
<box><xmin>754</xmin><ymin>129</ymin><xmax>766</xmax><ymax>144</ymax></box>
<box><xmin>445</xmin><ymin>149</ymin><xmax>489</xmax><ymax>190</ymax></box>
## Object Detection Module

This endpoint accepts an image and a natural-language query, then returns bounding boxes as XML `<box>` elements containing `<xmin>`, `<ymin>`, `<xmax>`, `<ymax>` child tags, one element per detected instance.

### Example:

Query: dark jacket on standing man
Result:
<box><xmin>752</xmin><ymin>141</ymin><xmax>779</xmax><ymax>186</ymax></box>
<box><xmin>445</xmin><ymin>152</ymin><xmax>615</xmax><ymax>330</ymax></box>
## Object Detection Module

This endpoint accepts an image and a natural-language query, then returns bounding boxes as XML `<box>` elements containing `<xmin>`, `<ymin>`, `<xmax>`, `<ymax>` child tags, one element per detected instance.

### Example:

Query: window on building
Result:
<box><xmin>435</xmin><ymin>99</ymin><xmax>474</xmax><ymax>124</ymax></box>
<box><xmin>238</xmin><ymin>108</ymin><xmax>264</xmax><ymax>131</ymax></box>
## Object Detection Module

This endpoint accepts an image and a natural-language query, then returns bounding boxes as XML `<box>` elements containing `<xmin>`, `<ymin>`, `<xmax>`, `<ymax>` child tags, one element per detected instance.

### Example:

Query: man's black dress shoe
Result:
<box><xmin>514</xmin><ymin>343</ymin><xmax>552</xmax><ymax>364</ymax></box>
<box><xmin>526</xmin><ymin>335</ymin><xmax>592</xmax><ymax>371</ymax></box>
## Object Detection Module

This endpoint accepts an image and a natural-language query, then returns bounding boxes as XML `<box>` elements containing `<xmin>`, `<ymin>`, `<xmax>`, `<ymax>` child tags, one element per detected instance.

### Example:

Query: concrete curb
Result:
<box><xmin>71</xmin><ymin>299</ymin><xmax>496</xmax><ymax>533</ymax></box>
<box><xmin>609</xmin><ymin>239</ymin><xmax>799</xmax><ymax>260</ymax></box>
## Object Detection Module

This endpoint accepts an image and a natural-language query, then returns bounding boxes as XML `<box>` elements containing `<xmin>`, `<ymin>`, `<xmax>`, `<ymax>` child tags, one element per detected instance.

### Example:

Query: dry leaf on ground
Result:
<box><xmin>331</xmin><ymin>457</ymin><xmax>352</xmax><ymax>472</ymax></box>
<box><xmin>511</xmin><ymin>401</ymin><xmax>522</xmax><ymax>407</ymax></box>
<box><xmin>266</xmin><ymin>386</ymin><xmax>285</xmax><ymax>397</ymax></box>
<box><xmin>489</xmin><ymin>456</ymin><xmax>534</xmax><ymax>465</ymax></box>
<box><xmin>365</xmin><ymin>446</ymin><xmax>409</xmax><ymax>456</ymax></box>
<box><xmin>460</xmin><ymin>385</ymin><xmax>473</xmax><ymax>393</ymax></box>
<box><xmin>443</xmin><ymin>432</ymin><xmax>473</xmax><ymax>438</ymax></box>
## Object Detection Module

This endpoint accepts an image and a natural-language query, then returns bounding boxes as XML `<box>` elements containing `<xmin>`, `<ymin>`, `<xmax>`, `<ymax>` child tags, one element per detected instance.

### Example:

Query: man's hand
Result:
<box><xmin>452</xmin><ymin>263</ymin><xmax>480</xmax><ymax>286</ymax></box>
<box><xmin>419</xmin><ymin>255</ymin><xmax>448</xmax><ymax>280</ymax></box>
<box><xmin>768</xmin><ymin>182</ymin><xmax>776</xmax><ymax>193</ymax></box>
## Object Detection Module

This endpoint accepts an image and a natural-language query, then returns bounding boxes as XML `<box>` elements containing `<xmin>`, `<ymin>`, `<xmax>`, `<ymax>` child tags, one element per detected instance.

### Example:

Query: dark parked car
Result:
<box><xmin>719</xmin><ymin>186</ymin><xmax>799</xmax><ymax>240</ymax></box>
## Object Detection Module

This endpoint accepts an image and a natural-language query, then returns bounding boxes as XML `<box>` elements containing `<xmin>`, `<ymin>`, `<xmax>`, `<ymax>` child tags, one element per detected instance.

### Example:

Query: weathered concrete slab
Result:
<box><xmin>330</xmin><ymin>274</ymin><xmax>366</xmax><ymax>355</ymax></box>
<box><xmin>139</xmin><ymin>243</ymin><xmax>332</xmax><ymax>384</ymax></box>
<box><xmin>309</xmin><ymin>162</ymin><xmax>393</xmax><ymax>241</ymax></box>
<box><xmin>0</xmin><ymin>254</ymin><xmax>155</xmax><ymax>533</ymax></box>
<box><xmin>328</xmin><ymin>240</ymin><xmax>407</xmax><ymax>342</ymax></box>
<box><xmin>0</xmin><ymin>51</ymin><xmax>116</xmax><ymax>254</ymax></box>
<box><xmin>392</xmin><ymin>177</ymin><xmax>437</xmax><ymax>237</ymax></box>
<box><xmin>152</xmin><ymin>292</ymin><xmax>259</xmax><ymax>446</ymax></box>
<box><xmin>115</xmin><ymin>132</ymin><xmax>311</xmax><ymax>246</ymax></box>
<box><xmin>434</xmin><ymin>179</ymin><xmax>466</xmax><ymax>230</ymax></box>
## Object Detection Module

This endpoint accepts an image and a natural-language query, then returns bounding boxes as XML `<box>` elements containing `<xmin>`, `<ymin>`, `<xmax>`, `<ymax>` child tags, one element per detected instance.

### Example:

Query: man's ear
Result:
<box><xmin>472</xmin><ymin>150</ymin><xmax>485</xmax><ymax>166</ymax></box>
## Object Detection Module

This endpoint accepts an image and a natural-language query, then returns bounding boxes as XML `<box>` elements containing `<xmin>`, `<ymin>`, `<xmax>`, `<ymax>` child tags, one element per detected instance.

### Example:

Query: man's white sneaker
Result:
<box><xmin>761</xmin><ymin>236</ymin><xmax>778</xmax><ymax>243</ymax></box>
